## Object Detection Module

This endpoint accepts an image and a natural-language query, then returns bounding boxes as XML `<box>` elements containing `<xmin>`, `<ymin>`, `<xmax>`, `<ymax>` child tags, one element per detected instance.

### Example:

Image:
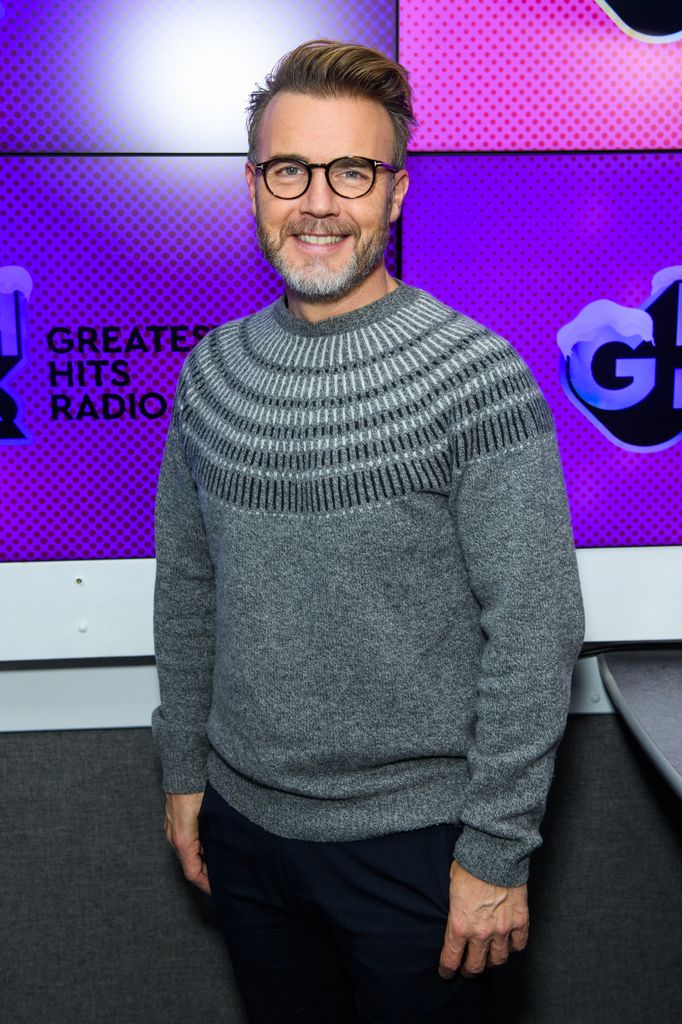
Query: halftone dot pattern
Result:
<box><xmin>401</xmin><ymin>152</ymin><xmax>682</xmax><ymax>549</ymax></box>
<box><xmin>400</xmin><ymin>0</ymin><xmax>682</xmax><ymax>151</ymax></box>
<box><xmin>0</xmin><ymin>0</ymin><xmax>395</xmax><ymax>153</ymax></box>
<box><xmin>0</xmin><ymin>156</ymin><xmax>397</xmax><ymax>563</ymax></box>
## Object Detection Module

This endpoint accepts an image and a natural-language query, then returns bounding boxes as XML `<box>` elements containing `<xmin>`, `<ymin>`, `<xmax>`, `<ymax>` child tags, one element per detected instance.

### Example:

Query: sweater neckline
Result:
<box><xmin>269</xmin><ymin>280</ymin><xmax>420</xmax><ymax>338</ymax></box>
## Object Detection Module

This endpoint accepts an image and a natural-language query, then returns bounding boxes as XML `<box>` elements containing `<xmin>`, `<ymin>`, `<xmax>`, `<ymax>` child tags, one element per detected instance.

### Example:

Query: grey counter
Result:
<box><xmin>599</xmin><ymin>649</ymin><xmax>682</xmax><ymax>800</ymax></box>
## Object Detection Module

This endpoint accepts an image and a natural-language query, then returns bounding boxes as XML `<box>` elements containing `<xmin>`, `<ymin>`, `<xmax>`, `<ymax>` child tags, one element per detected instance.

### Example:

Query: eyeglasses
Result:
<box><xmin>254</xmin><ymin>156</ymin><xmax>399</xmax><ymax>200</ymax></box>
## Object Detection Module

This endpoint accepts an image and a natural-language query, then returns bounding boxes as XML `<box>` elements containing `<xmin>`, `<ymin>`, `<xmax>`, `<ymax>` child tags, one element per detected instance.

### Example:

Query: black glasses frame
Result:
<box><xmin>254</xmin><ymin>156</ymin><xmax>399</xmax><ymax>199</ymax></box>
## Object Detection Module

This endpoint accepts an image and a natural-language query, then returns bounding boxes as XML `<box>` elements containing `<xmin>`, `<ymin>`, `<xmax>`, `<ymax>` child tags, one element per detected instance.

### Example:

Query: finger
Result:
<box><xmin>438</xmin><ymin>932</ymin><xmax>466</xmax><ymax>979</ymax></box>
<box><xmin>486</xmin><ymin>935</ymin><xmax>510</xmax><ymax>968</ymax></box>
<box><xmin>199</xmin><ymin>860</ymin><xmax>212</xmax><ymax>896</ymax></box>
<box><xmin>192</xmin><ymin>864</ymin><xmax>212</xmax><ymax>896</ymax></box>
<box><xmin>510</xmin><ymin>925</ymin><xmax>529</xmax><ymax>953</ymax></box>
<box><xmin>179</xmin><ymin>850</ymin><xmax>212</xmax><ymax>894</ymax></box>
<box><xmin>461</xmin><ymin>940</ymin><xmax>489</xmax><ymax>978</ymax></box>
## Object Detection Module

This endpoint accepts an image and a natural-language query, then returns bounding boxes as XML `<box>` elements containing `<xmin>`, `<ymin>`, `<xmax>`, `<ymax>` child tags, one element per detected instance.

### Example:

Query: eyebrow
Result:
<box><xmin>262</xmin><ymin>153</ymin><xmax>309</xmax><ymax>163</ymax></box>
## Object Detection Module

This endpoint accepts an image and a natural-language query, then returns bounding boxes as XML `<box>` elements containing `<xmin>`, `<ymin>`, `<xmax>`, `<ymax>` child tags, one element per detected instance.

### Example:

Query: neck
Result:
<box><xmin>285</xmin><ymin>263</ymin><xmax>398</xmax><ymax>323</ymax></box>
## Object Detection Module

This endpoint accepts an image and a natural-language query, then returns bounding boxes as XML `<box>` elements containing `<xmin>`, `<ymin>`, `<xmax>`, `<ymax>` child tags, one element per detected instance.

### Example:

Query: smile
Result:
<box><xmin>295</xmin><ymin>234</ymin><xmax>348</xmax><ymax>246</ymax></box>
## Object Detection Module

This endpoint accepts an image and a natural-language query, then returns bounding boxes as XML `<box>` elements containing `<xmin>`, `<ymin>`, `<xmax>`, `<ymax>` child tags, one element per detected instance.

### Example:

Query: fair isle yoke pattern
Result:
<box><xmin>174</xmin><ymin>283</ymin><xmax>555</xmax><ymax>516</ymax></box>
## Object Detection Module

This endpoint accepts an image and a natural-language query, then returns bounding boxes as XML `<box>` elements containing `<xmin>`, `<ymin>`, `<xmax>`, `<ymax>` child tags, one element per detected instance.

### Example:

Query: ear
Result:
<box><xmin>389</xmin><ymin>169</ymin><xmax>409</xmax><ymax>224</ymax></box>
<box><xmin>245</xmin><ymin>161</ymin><xmax>258</xmax><ymax>217</ymax></box>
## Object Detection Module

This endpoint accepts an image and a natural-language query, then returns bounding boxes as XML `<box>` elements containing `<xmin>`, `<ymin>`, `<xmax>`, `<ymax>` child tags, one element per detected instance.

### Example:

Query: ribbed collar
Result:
<box><xmin>269</xmin><ymin>280</ymin><xmax>422</xmax><ymax>337</ymax></box>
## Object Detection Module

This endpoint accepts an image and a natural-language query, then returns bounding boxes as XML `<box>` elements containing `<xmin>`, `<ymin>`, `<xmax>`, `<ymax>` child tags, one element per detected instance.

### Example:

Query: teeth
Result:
<box><xmin>297</xmin><ymin>234</ymin><xmax>343</xmax><ymax>245</ymax></box>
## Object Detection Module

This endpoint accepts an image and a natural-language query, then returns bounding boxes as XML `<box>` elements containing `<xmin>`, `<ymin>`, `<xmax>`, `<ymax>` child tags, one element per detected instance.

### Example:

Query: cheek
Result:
<box><xmin>349</xmin><ymin>201</ymin><xmax>384</xmax><ymax>236</ymax></box>
<box><xmin>256</xmin><ymin>199</ymin><xmax>290</xmax><ymax>237</ymax></box>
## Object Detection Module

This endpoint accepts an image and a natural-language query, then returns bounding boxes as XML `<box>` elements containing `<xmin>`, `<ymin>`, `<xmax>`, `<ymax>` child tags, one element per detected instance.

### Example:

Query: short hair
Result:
<box><xmin>246</xmin><ymin>39</ymin><xmax>417</xmax><ymax>167</ymax></box>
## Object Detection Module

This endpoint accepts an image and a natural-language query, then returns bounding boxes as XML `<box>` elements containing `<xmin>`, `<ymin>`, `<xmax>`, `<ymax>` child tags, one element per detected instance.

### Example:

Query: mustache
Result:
<box><xmin>284</xmin><ymin>220</ymin><xmax>360</xmax><ymax>239</ymax></box>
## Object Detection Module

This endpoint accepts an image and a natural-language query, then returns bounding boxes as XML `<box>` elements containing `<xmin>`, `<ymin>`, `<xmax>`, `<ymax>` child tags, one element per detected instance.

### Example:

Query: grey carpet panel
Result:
<box><xmin>1</xmin><ymin>718</ymin><xmax>681</xmax><ymax>1024</ymax></box>
<box><xmin>489</xmin><ymin>711</ymin><xmax>682</xmax><ymax>1023</ymax></box>
<box><xmin>0</xmin><ymin>729</ymin><xmax>246</xmax><ymax>1024</ymax></box>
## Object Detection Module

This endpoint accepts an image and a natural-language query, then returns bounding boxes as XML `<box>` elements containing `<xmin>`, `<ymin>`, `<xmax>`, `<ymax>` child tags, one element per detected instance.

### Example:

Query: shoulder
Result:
<box><xmin>403</xmin><ymin>286</ymin><xmax>545</xmax><ymax>404</ymax></box>
<box><xmin>174</xmin><ymin>300</ymin><xmax>279</xmax><ymax>414</ymax></box>
<box><xmin>405</xmin><ymin>286</ymin><xmax>531</xmax><ymax>374</ymax></box>
<box><xmin>405</xmin><ymin>288</ymin><xmax>556</xmax><ymax>466</ymax></box>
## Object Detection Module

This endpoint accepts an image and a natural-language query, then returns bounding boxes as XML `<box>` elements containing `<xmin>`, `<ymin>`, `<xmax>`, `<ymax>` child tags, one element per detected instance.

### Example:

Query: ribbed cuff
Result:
<box><xmin>453</xmin><ymin>825</ymin><xmax>531</xmax><ymax>887</ymax></box>
<box><xmin>151</xmin><ymin>707</ymin><xmax>210</xmax><ymax>794</ymax></box>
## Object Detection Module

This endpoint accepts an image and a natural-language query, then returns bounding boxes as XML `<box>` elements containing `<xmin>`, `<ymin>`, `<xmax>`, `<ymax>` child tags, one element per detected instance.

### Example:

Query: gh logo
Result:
<box><xmin>0</xmin><ymin>266</ymin><xmax>32</xmax><ymax>442</ymax></box>
<box><xmin>558</xmin><ymin>267</ymin><xmax>682</xmax><ymax>452</ymax></box>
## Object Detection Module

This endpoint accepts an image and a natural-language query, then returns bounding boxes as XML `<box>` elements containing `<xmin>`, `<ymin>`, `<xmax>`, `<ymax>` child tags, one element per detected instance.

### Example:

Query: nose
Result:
<box><xmin>299</xmin><ymin>166</ymin><xmax>342</xmax><ymax>217</ymax></box>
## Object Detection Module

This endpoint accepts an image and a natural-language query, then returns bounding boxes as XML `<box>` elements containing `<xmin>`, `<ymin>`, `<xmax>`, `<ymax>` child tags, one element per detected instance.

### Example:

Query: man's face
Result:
<box><xmin>245</xmin><ymin>91</ymin><xmax>409</xmax><ymax>306</ymax></box>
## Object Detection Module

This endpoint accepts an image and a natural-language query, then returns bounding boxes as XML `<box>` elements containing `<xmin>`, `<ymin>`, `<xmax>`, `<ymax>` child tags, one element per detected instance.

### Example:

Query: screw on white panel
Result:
<box><xmin>591</xmin><ymin>693</ymin><xmax>601</xmax><ymax>703</ymax></box>
<box><xmin>74</xmin><ymin>578</ymin><xmax>84</xmax><ymax>586</ymax></box>
<box><xmin>77</xmin><ymin>623</ymin><xmax>88</xmax><ymax>634</ymax></box>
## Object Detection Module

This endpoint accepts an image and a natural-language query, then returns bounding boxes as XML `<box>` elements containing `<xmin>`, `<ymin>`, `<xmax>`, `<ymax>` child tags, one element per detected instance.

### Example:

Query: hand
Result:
<box><xmin>163</xmin><ymin>791</ymin><xmax>211</xmax><ymax>895</ymax></box>
<box><xmin>438</xmin><ymin>859</ymin><xmax>529</xmax><ymax>979</ymax></box>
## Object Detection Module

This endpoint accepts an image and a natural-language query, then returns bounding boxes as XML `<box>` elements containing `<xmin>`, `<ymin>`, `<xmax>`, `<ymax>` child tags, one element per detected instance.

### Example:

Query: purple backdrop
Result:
<box><xmin>0</xmin><ymin>0</ymin><xmax>395</xmax><ymax>152</ymax></box>
<box><xmin>2</xmin><ymin>0</ymin><xmax>682</xmax><ymax>561</ymax></box>
<box><xmin>0</xmin><ymin>156</ymin><xmax>396</xmax><ymax>561</ymax></box>
<box><xmin>401</xmin><ymin>153</ymin><xmax>682</xmax><ymax>549</ymax></box>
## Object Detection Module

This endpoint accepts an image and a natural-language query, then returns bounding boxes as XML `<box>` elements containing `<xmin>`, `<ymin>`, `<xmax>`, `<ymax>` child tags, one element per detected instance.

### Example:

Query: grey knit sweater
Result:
<box><xmin>152</xmin><ymin>282</ymin><xmax>585</xmax><ymax>887</ymax></box>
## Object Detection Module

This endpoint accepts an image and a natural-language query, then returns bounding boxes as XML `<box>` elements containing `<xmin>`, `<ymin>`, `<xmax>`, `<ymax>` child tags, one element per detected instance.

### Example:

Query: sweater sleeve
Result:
<box><xmin>446</xmin><ymin>364</ymin><xmax>585</xmax><ymax>887</ymax></box>
<box><xmin>151</xmin><ymin>376</ymin><xmax>217</xmax><ymax>793</ymax></box>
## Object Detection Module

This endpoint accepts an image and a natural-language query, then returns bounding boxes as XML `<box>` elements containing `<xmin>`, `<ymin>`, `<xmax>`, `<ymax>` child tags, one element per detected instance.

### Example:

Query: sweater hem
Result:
<box><xmin>207</xmin><ymin>749</ymin><xmax>469</xmax><ymax>843</ymax></box>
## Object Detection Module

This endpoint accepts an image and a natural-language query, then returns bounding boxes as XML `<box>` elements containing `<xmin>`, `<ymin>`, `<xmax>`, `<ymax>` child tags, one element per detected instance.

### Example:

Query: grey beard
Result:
<box><xmin>256</xmin><ymin>220</ymin><xmax>390</xmax><ymax>304</ymax></box>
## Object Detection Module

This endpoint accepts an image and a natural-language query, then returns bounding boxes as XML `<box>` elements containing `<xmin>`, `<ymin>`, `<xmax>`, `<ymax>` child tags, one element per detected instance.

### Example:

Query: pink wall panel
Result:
<box><xmin>400</xmin><ymin>0</ymin><xmax>682</xmax><ymax>151</ymax></box>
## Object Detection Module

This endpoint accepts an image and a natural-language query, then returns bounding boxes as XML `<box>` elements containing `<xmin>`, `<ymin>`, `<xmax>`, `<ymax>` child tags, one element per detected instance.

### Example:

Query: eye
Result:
<box><xmin>269</xmin><ymin>161</ymin><xmax>306</xmax><ymax>179</ymax></box>
<box><xmin>332</xmin><ymin>159</ymin><xmax>373</xmax><ymax>183</ymax></box>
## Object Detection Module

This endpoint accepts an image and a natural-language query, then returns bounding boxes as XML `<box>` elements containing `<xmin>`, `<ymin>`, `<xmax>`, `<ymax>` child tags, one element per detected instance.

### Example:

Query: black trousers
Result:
<box><xmin>198</xmin><ymin>782</ymin><xmax>490</xmax><ymax>1024</ymax></box>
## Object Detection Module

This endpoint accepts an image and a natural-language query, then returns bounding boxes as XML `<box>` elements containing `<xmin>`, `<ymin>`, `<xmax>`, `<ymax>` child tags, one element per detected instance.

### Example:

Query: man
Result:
<box><xmin>152</xmin><ymin>39</ymin><xmax>585</xmax><ymax>1024</ymax></box>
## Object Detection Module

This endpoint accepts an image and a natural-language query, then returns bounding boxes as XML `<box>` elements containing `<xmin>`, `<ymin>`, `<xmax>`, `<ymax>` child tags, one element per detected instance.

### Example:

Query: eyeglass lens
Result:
<box><xmin>264</xmin><ymin>158</ymin><xmax>376</xmax><ymax>198</ymax></box>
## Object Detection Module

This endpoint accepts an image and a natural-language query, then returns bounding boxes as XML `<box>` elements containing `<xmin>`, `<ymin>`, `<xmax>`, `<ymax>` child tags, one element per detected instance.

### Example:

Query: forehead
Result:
<box><xmin>256</xmin><ymin>91</ymin><xmax>395</xmax><ymax>162</ymax></box>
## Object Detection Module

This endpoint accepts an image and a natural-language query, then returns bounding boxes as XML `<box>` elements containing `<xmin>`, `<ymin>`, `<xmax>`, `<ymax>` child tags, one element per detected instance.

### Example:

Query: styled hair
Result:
<box><xmin>246</xmin><ymin>39</ymin><xmax>417</xmax><ymax>167</ymax></box>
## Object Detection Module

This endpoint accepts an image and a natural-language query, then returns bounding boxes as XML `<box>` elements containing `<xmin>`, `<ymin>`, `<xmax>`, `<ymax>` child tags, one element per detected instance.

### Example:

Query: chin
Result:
<box><xmin>278</xmin><ymin>262</ymin><xmax>364</xmax><ymax>302</ymax></box>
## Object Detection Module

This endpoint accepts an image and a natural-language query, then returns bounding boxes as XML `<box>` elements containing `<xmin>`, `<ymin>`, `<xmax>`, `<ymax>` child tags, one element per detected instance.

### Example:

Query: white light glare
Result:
<box><xmin>103</xmin><ymin>1</ymin><xmax>312</xmax><ymax>151</ymax></box>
